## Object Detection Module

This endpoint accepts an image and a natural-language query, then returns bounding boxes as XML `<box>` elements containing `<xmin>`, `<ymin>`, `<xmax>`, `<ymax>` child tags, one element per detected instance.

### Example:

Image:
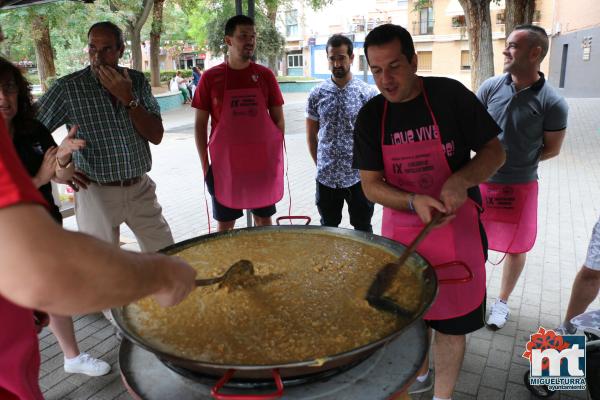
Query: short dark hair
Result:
<box><xmin>225</xmin><ymin>15</ymin><xmax>255</xmax><ymax>36</ymax></box>
<box><xmin>364</xmin><ymin>24</ymin><xmax>415</xmax><ymax>64</ymax></box>
<box><xmin>0</xmin><ymin>57</ymin><xmax>36</xmax><ymax>134</ymax></box>
<box><xmin>514</xmin><ymin>24</ymin><xmax>549</xmax><ymax>61</ymax></box>
<box><xmin>88</xmin><ymin>21</ymin><xmax>125</xmax><ymax>49</ymax></box>
<box><xmin>326</xmin><ymin>34</ymin><xmax>353</xmax><ymax>56</ymax></box>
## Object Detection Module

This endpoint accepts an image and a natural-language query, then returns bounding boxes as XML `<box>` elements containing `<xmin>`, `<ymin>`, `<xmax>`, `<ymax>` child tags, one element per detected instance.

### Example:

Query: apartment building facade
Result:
<box><xmin>277</xmin><ymin>0</ymin><xmax>592</xmax><ymax>94</ymax></box>
<box><xmin>276</xmin><ymin>0</ymin><xmax>409</xmax><ymax>83</ymax></box>
<box><xmin>406</xmin><ymin>0</ymin><xmax>554</xmax><ymax>89</ymax></box>
<box><xmin>547</xmin><ymin>0</ymin><xmax>600</xmax><ymax>97</ymax></box>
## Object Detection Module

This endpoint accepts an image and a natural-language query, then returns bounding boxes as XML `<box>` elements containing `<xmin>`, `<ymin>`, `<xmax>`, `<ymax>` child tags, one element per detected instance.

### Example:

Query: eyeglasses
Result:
<box><xmin>0</xmin><ymin>82</ymin><xmax>18</xmax><ymax>94</ymax></box>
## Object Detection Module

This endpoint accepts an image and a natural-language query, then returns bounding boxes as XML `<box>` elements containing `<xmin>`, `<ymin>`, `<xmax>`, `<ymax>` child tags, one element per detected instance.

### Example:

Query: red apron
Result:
<box><xmin>380</xmin><ymin>80</ymin><xmax>485</xmax><ymax>320</ymax></box>
<box><xmin>480</xmin><ymin>181</ymin><xmax>538</xmax><ymax>254</ymax></box>
<box><xmin>208</xmin><ymin>63</ymin><xmax>284</xmax><ymax>209</ymax></box>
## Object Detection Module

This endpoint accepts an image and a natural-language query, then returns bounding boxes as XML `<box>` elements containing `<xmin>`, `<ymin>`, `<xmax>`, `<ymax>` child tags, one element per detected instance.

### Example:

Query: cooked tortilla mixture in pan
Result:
<box><xmin>124</xmin><ymin>231</ymin><xmax>423</xmax><ymax>365</ymax></box>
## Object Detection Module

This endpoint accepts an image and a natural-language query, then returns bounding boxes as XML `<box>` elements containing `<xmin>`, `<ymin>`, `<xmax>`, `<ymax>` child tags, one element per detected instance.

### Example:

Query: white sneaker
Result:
<box><xmin>487</xmin><ymin>300</ymin><xmax>510</xmax><ymax>329</ymax></box>
<box><xmin>64</xmin><ymin>353</ymin><xmax>111</xmax><ymax>376</ymax></box>
<box><xmin>408</xmin><ymin>369</ymin><xmax>434</xmax><ymax>394</ymax></box>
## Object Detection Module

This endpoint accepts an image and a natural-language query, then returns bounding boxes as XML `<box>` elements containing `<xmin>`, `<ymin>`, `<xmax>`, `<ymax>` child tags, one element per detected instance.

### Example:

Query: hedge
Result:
<box><xmin>142</xmin><ymin>69</ymin><xmax>193</xmax><ymax>83</ymax></box>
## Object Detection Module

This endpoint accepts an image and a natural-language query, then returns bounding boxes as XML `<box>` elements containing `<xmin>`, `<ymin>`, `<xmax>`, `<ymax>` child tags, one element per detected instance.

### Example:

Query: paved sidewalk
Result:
<box><xmin>41</xmin><ymin>95</ymin><xmax>600</xmax><ymax>399</ymax></box>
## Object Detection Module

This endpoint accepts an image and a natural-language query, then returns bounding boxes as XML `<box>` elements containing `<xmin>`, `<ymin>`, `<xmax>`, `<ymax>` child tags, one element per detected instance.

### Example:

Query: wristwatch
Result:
<box><xmin>124</xmin><ymin>98</ymin><xmax>140</xmax><ymax>110</ymax></box>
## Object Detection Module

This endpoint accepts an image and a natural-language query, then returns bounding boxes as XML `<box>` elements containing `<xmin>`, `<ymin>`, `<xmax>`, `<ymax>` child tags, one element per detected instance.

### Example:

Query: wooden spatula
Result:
<box><xmin>366</xmin><ymin>212</ymin><xmax>443</xmax><ymax>317</ymax></box>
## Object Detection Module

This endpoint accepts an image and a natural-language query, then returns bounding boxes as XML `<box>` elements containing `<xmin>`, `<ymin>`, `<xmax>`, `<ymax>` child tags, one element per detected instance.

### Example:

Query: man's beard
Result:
<box><xmin>241</xmin><ymin>47</ymin><xmax>254</xmax><ymax>60</ymax></box>
<box><xmin>332</xmin><ymin>68</ymin><xmax>348</xmax><ymax>79</ymax></box>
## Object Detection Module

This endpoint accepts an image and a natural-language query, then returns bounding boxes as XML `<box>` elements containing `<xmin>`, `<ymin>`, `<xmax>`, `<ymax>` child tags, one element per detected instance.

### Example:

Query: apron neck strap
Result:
<box><xmin>380</xmin><ymin>77</ymin><xmax>440</xmax><ymax>146</ymax></box>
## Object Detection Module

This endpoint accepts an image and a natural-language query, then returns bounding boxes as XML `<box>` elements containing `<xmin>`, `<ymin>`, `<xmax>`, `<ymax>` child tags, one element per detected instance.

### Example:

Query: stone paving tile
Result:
<box><xmin>467</xmin><ymin>337</ymin><xmax>491</xmax><ymax>357</ymax></box>
<box><xmin>40</xmin><ymin>379</ymin><xmax>79</xmax><ymax>400</ymax></box>
<box><xmin>504</xmin><ymin>382</ymin><xmax>536</xmax><ymax>399</ymax></box>
<box><xmin>477</xmin><ymin>386</ymin><xmax>504</xmax><ymax>400</ymax></box>
<box><xmin>455</xmin><ymin>370</ymin><xmax>482</xmax><ymax>396</ymax></box>
<box><xmin>462</xmin><ymin>352</ymin><xmax>487</xmax><ymax>374</ymax></box>
<box><xmin>486</xmin><ymin>348</ymin><xmax>512</xmax><ymax>370</ymax></box>
<box><xmin>42</xmin><ymin>97</ymin><xmax>600</xmax><ymax>399</ymax></box>
<box><xmin>507</xmin><ymin>362</ymin><xmax>529</xmax><ymax>385</ymax></box>
<box><xmin>480</xmin><ymin>366</ymin><xmax>508</xmax><ymax>391</ymax></box>
<box><xmin>452</xmin><ymin>390</ymin><xmax>477</xmax><ymax>400</ymax></box>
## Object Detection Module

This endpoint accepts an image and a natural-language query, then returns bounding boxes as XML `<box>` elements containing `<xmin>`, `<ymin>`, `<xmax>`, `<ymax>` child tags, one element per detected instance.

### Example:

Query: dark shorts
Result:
<box><xmin>425</xmin><ymin>294</ymin><xmax>486</xmax><ymax>335</ymax></box>
<box><xmin>205</xmin><ymin>167</ymin><xmax>276</xmax><ymax>222</ymax></box>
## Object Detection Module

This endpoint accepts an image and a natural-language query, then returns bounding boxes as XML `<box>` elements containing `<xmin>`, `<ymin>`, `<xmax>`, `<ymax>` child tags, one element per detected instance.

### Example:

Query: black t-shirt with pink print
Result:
<box><xmin>353</xmin><ymin>76</ymin><xmax>501</xmax><ymax>174</ymax></box>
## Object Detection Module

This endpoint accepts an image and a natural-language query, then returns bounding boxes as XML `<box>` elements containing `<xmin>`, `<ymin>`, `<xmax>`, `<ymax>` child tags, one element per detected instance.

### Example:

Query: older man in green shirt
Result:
<box><xmin>37</xmin><ymin>21</ymin><xmax>173</xmax><ymax>252</ymax></box>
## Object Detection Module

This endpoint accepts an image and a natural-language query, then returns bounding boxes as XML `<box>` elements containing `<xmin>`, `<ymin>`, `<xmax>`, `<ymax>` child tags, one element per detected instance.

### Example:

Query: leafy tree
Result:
<box><xmin>504</xmin><ymin>0</ymin><xmax>535</xmax><ymax>37</ymax></box>
<box><xmin>107</xmin><ymin>0</ymin><xmax>154</xmax><ymax>71</ymax></box>
<box><xmin>141</xmin><ymin>0</ymin><xmax>192</xmax><ymax>71</ymax></box>
<box><xmin>150</xmin><ymin>0</ymin><xmax>166</xmax><ymax>86</ymax></box>
<box><xmin>187</xmin><ymin>0</ymin><xmax>285</xmax><ymax>71</ymax></box>
<box><xmin>31</xmin><ymin>10</ymin><xmax>55</xmax><ymax>91</ymax></box>
<box><xmin>0</xmin><ymin>0</ymin><xmax>123</xmax><ymax>89</ymax></box>
<box><xmin>458</xmin><ymin>0</ymin><xmax>494</xmax><ymax>90</ymax></box>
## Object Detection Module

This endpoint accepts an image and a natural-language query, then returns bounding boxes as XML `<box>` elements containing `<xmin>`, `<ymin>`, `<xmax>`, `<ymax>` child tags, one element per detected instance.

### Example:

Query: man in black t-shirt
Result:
<box><xmin>353</xmin><ymin>24</ymin><xmax>505</xmax><ymax>398</ymax></box>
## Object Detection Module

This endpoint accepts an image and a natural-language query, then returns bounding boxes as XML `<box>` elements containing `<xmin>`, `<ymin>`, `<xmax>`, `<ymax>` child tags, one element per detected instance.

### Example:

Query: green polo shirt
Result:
<box><xmin>36</xmin><ymin>66</ymin><xmax>161</xmax><ymax>183</ymax></box>
<box><xmin>477</xmin><ymin>72</ymin><xmax>568</xmax><ymax>184</ymax></box>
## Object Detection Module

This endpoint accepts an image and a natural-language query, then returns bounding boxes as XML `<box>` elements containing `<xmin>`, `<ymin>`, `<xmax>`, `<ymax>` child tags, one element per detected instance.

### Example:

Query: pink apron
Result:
<box><xmin>480</xmin><ymin>181</ymin><xmax>538</xmax><ymax>254</ymax></box>
<box><xmin>208</xmin><ymin>63</ymin><xmax>284</xmax><ymax>210</ymax></box>
<box><xmin>380</xmin><ymin>80</ymin><xmax>485</xmax><ymax>320</ymax></box>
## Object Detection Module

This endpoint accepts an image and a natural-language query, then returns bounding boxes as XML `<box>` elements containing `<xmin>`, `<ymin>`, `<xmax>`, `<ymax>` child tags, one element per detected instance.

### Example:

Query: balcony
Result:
<box><xmin>412</xmin><ymin>19</ymin><xmax>435</xmax><ymax>36</ymax></box>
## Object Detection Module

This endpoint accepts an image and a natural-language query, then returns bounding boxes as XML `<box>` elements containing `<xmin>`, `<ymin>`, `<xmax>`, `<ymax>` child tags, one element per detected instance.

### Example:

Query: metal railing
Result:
<box><xmin>412</xmin><ymin>19</ymin><xmax>435</xmax><ymax>36</ymax></box>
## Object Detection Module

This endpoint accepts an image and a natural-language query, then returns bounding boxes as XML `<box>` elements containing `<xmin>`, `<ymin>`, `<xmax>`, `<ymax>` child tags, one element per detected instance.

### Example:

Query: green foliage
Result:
<box><xmin>187</xmin><ymin>0</ymin><xmax>284</xmax><ymax>62</ymax></box>
<box><xmin>0</xmin><ymin>0</ymin><xmax>118</xmax><ymax>75</ymax></box>
<box><xmin>142</xmin><ymin>69</ymin><xmax>193</xmax><ymax>82</ymax></box>
<box><xmin>142</xmin><ymin>1</ymin><xmax>191</xmax><ymax>43</ymax></box>
<box><xmin>304</xmin><ymin>0</ymin><xmax>333</xmax><ymax>11</ymax></box>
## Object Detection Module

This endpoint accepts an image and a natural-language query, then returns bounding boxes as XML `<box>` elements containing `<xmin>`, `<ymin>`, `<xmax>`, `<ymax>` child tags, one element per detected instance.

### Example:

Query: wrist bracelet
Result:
<box><xmin>407</xmin><ymin>193</ymin><xmax>416</xmax><ymax>212</ymax></box>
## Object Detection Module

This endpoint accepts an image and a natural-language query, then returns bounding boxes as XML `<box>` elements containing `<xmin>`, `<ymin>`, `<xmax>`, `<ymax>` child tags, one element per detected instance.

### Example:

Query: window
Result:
<box><xmin>460</xmin><ymin>50</ymin><xmax>470</xmax><ymax>70</ymax></box>
<box><xmin>285</xmin><ymin>10</ymin><xmax>299</xmax><ymax>37</ymax></box>
<box><xmin>397</xmin><ymin>0</ymin><xmax>408</xmax><ymax>6</ymax></box>
<box><xmin>417</xmin><ymin>51</ymin><xmax>432</xmax><ymax>71</ymax></box>
<box><xmin>287</xmin><ymin>53</ymin><xmax>303</xmax><ymax>68</ymax></box>
<box><xmin>452</xmin><ymin>15</ymin><xmax>466</xmax><ymax>27</ymax></box>
<box><xmin>419</xmin><ymin>7</ymin><xmax>434</xmax><ymax>35</ymax></box>
<box><xmin>359</xmin><ymin>55</ymin><xmax>368</xmax><ymax>72</ymax></box>
<box><xmin>496</xmin><ymin>11</ymin><xmax>505</xmax><ymax>24</ymax></box>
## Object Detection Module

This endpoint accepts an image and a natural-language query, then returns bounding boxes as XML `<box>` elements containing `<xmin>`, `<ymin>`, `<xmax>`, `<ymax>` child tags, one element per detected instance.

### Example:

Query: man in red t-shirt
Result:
<box><xmin>192</xmin><ymin>15</ymin><xmax>285</xmax><ymax>231</ymax></box>
<box><xmin>0</xmin><ymin>116</ymin><xmax>197</xmax><ymax>399</ymax></box>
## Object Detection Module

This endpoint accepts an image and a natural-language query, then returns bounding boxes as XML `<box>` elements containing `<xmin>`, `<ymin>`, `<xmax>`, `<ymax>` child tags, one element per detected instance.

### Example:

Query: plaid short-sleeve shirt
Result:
<box><xmin>36</xmin><ymin>66</ymin><xmax>161</xmax><ymax>183</ymax></box>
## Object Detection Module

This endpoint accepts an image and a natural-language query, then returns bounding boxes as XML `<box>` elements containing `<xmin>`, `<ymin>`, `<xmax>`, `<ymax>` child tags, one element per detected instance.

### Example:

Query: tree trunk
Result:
<box><xmin>458</xmin><ymin>0</ymin><xmax>494</xmax><ymax>91</ymax></box>
<box><xmin>150</xmin><ymin>0</ymin><xmax>165</xmax><ymax>87</ymax></box>
<box><xmin>128</xmin><ymin>0</ymin><xmax>154</xmax><ymax>71</ymax></box>
<box><xmin>266</xmin><ymin>5</ymin><xmax>279</xmax><ymax>74</ymax></box>
<box><xmin>31</xmin><ymin>13</ymin><xmax>56</xmax><ymax>91</ymax></box>
<box><xmin>504</xmin><ymin>0</ymin><xmax>535</xmax><ymax>37</ymax></box>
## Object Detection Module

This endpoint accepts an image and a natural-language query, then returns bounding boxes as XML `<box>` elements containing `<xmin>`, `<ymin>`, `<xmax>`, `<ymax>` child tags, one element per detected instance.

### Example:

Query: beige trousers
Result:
<box><xmin>75</xmin><ymin>174</ymin><xmax>174</xmax><ymax>252</ymax></box>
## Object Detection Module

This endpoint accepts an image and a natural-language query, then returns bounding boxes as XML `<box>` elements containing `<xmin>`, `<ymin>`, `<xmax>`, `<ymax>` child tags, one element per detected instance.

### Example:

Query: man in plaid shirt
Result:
<box><xmin>37</xmin><ymin>21</ymin><xmax>173</xmax><ymax>252</ymax></box>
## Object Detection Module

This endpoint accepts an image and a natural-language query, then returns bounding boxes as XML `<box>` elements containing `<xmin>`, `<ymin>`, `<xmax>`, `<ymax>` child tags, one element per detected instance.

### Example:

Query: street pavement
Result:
<box><xmin>40</xmin><ymin>93</ymin><xmax>600</xmax><ymax>399</ymax></box>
